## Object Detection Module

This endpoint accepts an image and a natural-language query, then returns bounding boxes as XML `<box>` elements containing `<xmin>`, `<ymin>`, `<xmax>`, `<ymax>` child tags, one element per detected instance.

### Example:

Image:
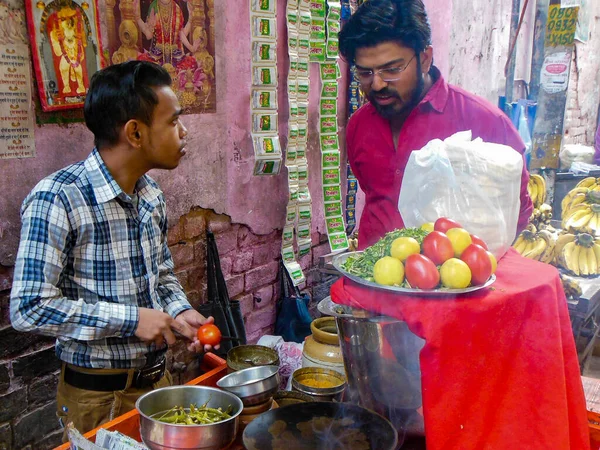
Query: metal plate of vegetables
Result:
<box><xmin>334</xmin><ymin>227</ymin><xmax>496</xmax><ymax>297</ymax></box>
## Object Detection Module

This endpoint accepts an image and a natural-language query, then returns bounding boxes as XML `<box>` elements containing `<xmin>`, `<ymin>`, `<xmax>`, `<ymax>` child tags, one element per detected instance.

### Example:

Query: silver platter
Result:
<box><xmin>332</xmin><ymin>251</ymin><xmax>496</xmax><ymax>297</ymax></box>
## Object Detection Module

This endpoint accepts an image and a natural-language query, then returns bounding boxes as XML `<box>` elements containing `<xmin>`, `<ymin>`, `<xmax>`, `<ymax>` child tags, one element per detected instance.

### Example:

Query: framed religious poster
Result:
<box><xmin>103</xmin><ymin>0</ymin><xmax>216</xmax><ymax>113</ymax></box>
<box><xmin>25</xmin><ymin>0</ymin><xmax>104</xmax><ymax>111</ymax></box>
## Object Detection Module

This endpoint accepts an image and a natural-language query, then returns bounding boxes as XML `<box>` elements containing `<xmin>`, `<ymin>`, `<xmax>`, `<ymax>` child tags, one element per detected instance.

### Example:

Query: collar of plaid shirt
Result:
<box><xmin>10</xmin><ymin>149</ymin><xmax>192</xmax><ymax>369</ymax></box>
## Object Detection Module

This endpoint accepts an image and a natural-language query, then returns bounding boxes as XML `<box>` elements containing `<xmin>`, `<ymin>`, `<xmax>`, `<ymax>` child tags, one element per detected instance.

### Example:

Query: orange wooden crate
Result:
<box><xmin>53</xmin><ymin>353</ymin><xmax>227</xmax><ymax>450</ymax></box>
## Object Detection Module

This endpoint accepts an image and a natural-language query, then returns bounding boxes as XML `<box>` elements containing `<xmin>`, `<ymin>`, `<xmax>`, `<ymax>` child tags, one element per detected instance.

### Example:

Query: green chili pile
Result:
<box><xmin>342</xmin><ymin>228</ymin><xmax>429</xmax><ymax>282</ymax></box>
<box><xmin>152</xmin><ymin>400</ymin><xmax>233</xmax><ymax>425</ymax></box>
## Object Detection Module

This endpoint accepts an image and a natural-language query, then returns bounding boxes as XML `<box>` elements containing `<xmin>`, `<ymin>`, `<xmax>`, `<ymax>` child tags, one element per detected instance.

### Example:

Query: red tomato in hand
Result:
<box><xmin>434</xmin><ymin>217</ymin><xmax>462</xmax><ymax>233</ymax></box>
<box><xmin>469</xmin><ymin>234</ymin><xmax>488</xmax><ymax>251</ymax></box>
<box><xmin>405</xmin><ymin>254</ymin><xmax>440</xmax><ymax>290</ymax></box>
<box><xmin>422</xmin><ymin>231</ymin><xmax>454</xmax><ymax>265</ymax></box>
<box><xmin>197</xmin><ymin>324</ymin><xmax>222</xmax><ymax>346</ymax></box>
<box><xmin>460</xmin><ymin>244</ymin><xmax>493</xmax><ymax>285</ymax></box>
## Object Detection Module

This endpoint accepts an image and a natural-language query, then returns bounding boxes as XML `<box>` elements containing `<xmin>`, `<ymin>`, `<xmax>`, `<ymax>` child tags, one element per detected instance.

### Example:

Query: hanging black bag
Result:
<box><xmin>197</xmin><ymin>230</ymin><xmax>246</xmax><ymax>357</ymax></box>
<box><xmin>274</xmin><ymin>262</ymin><xmax>312</xmax><ymax>343</ymax></box>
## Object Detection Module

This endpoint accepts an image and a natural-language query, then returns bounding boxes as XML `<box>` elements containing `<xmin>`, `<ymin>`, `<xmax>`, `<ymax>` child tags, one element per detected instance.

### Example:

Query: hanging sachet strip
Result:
<box><xmin>250</xmin><ymin>0</ymin><xmax>282</xmax><ymax>175</ymax></box>
<box><xmin>281</xmin><ymin>0</ymin><xmax>308</xmax><ymax>286</ymax></box>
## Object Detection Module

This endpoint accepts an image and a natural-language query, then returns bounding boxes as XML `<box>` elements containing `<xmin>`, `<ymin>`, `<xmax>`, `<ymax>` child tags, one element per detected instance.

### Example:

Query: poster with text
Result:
<box><xmin>104</xmin><ymin>0</ymin><xmax>216</xmax><ymax>114</ymax></box>
<box><xmin>0</xmin><ymin>0</ymin><xmax>35</xmax><ymax>158</ymax></box>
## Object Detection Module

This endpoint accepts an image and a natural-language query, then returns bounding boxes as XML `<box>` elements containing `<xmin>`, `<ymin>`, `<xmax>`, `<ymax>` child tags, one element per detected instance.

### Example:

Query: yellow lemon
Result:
<box><xmin>421</xmin><ymin>222</ymin><xmax>435</xmax><ymax>232</ymax></box>
<box><xmin>440</xmin><ymin>258</ymin><xmax>472</xmax><ymax>289</ymax></box>
<box><xmin>390</xmin><ymin>237</ymin><xmax>421</xmax><ymax>262</ymax></box>
<box><xmin>446</xmin><ymin>227</ymin><xmax>473</xmax><ymax>257</ymax></box>
<box><xmin>373</xmin><ymin>256</ymin><xmax>405</xmax><ymax>286</ymax></box>
<box><xmin>487</xmin><ymin>251</ymin><xmax>497</xmax><ymax>274</ymax></box>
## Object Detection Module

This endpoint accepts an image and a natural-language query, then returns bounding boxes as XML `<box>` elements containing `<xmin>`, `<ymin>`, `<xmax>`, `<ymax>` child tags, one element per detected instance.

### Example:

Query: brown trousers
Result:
<box><xmin>56</xmin><ymin>363</ymin><xmax>173</xmax><ymax>442</ymax></box>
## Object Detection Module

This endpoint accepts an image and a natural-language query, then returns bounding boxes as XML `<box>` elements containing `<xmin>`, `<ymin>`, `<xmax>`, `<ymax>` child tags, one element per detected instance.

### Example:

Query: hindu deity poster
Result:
<box><xmin>104</xmin><ymin>0</ymin><xmax>216</xmax><ymax>113</ymax></box>
<box><xmin>25</xmin><ymin>0</ymin><xmax>103</xmax><ymax>111</ymax></box>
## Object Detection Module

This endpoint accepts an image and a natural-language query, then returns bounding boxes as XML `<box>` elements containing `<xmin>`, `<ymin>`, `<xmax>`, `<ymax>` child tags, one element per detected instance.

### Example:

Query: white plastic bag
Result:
<box><xmin>398</xmin><ymin>131</ymin><xmax>523</xmax><ymax>259</ymax></box>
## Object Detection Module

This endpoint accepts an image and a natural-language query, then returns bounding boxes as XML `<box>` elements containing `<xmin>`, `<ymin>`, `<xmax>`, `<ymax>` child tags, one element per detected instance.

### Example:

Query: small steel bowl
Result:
<box><xmin>226</xmin><ymin>345</ymin><xmax>280</xmax><ymax>373</ymax></box>
<box><xmin>292</xmin><ymin>367</ymin><xmax>346</xmax><ymax>402</ymax></box>
<box><xmin>136</xmin><ymin>385</ymin><xmax>243</xmax><ymax>450</ymax></box>
<box><xmin>216</xmin><ymin>365</ymin><xmax>280</xmax><ymax>406</ymax></box>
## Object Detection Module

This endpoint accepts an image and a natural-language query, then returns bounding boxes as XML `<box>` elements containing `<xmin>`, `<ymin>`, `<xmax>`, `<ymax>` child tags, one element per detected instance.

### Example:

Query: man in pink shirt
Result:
<box><xmin>339</xmin><ymin>0</ymin><xmax>533</xmax><ymax>249</ymax></box>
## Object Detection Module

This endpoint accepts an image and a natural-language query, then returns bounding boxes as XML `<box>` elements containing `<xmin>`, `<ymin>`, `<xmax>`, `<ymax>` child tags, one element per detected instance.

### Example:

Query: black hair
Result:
<box><xmin>84</xmin><ymin>61</ymin><xmax>172</xmax><ymax>149</ymax></box>
<box><xmin>339</xmin><ymin>0</ymin><xmax>432</xmax><ymax>64</ymax></box>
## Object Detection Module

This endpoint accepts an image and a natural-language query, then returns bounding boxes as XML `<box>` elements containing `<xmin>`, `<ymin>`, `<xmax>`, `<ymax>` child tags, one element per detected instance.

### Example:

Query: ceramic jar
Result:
<box><xmin>301</xmin><ymin>317</ymin><xmax>345</xmax><ymax>375</ymax></box>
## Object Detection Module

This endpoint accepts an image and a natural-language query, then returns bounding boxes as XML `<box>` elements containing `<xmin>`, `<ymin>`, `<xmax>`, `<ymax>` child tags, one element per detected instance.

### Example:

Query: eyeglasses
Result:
<box><xmin>354</xmin><ymin>55</ymin><xmax>417</xmax><ymax>83</ymax></box>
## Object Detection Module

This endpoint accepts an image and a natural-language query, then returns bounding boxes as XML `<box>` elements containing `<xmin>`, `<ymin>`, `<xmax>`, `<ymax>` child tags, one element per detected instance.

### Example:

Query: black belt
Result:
<box><xmin>64</xmin><ymin>355</ymin><xmax>166</xmax><ymax>392</ymax></box>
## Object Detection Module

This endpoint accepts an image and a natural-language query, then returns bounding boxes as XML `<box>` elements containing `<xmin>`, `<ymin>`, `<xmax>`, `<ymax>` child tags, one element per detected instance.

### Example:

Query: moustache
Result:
<box><xmin>369</xmin><ymin>88</ymin><xmax>400</xmax><ymax>98</ymax></box>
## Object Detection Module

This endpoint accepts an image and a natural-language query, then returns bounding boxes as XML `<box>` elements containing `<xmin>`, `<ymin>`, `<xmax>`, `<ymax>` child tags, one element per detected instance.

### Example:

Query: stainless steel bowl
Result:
<box><xmin>135</xmin><ymin>385</ymin><xmax>243</xmax><ymax>450</ymax></box>
<box><xmin>216</xmin><ymin>365</ymin><xmax>280</xmax><ymax>406</ymax></box>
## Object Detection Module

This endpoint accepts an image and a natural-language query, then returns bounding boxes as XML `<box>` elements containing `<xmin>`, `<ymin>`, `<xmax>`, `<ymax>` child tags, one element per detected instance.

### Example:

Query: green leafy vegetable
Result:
<box><xmin>342</xmin><ymin>228</ymin><xmax>429</xmax><ymax>282</ymax></box>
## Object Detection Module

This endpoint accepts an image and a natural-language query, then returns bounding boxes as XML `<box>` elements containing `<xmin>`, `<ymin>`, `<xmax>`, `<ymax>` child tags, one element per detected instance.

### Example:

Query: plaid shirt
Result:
<box><xmin>10</xmin><ymin>149</ymin><xmax>191</xmax><ymax>369</ymax></box>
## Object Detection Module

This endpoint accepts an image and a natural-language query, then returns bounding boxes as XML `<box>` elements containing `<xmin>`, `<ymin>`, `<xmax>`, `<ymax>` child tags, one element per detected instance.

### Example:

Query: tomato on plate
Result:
<box><xmin>470</xmin><ymin>234</ymin><xmax>488</xmax><ymax>250</ymax></box>
<box><xmin>434</xmin><ymin>217</ymin><xmax>462</xmax><ymax>233</ymax></box>
<box><xmin>405</xmin><ymin>254</ymin><xmax>440</xmax><ymax>290</ymax></box>
<box><xmin>460</xmin><ymin>244</ymin><xmax>493</xmax><ymax>285</ymax></box>
<box><xmin>197</xmin><ymin>324</ymin><xmax>222</xmax><ymax>346</ymax></box>
<box><xmin>422</xmin><ymin>231</ymin><xmax>454</xmax><ymax>265</ymax></box>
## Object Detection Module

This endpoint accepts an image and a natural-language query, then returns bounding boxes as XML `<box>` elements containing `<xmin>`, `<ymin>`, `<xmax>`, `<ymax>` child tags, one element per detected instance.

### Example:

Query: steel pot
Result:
<box><xmin>216</xmin><ymin>365</ymin><xmax>280</xmax><ymax>406</ymax></box>
<box><xmin>136</xmin><ymin>385</ymin><xmax>242</xmax><ymax>450</ymax></box>
<box><xmin>318</xmin><ymin>297</ymin><xmax>425</xmax><ymax>436</ymax></box>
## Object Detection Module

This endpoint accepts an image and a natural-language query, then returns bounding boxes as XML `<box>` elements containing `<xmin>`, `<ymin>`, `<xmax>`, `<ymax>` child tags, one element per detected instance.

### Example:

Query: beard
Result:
<box><xmin>367</xmin><ymin>58</ymin><xmax>426</xmax><ymax>120</ymax></box>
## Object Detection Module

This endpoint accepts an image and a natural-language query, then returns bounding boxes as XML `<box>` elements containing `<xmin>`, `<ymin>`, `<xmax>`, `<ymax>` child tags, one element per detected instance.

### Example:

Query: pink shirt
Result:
<box><xmin>347</xmin><ymin>68</ymin><xmax>533</xmax><ymax>249</ymax></box>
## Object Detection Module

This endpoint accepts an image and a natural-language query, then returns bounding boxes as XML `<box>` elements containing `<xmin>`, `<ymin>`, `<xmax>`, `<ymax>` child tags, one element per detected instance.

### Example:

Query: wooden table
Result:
<box><xmin>53</xmin><ymin>353</ymin><xmax>227</xmax><ymax>450</ymax></box>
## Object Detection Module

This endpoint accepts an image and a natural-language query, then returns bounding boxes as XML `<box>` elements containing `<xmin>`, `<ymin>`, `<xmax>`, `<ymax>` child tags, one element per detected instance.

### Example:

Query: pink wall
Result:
<box><xmin>423</xmin><ymin>0</ymin><xmax>452</xmax><ymax>78</ymax></box>
<box><xmin>0</xmin><ymin>0</ymin><xmax>341</xmax><ymax>266</ymax></box>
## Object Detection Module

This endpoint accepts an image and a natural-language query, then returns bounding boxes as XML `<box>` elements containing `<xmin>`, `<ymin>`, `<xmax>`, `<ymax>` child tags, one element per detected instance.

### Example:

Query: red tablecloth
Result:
<box><xmin>331</xmin><ymin>249</ymin><xmax>590</xmax><ymax>450</ymax></box>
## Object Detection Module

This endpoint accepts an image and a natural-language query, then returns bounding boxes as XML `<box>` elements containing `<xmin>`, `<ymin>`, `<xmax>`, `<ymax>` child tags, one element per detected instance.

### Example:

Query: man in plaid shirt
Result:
<box><xmin>10</xmin><ymin>61</ymin><xmax>215</xmax><ymax>438</ymax></box>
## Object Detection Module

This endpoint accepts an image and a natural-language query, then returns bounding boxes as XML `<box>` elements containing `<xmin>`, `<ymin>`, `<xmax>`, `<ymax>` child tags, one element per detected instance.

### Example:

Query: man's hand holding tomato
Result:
<box><xmin>175</xmin><ymin>309</ymin><xmax>220</xmax><ymax>353</ymax></box>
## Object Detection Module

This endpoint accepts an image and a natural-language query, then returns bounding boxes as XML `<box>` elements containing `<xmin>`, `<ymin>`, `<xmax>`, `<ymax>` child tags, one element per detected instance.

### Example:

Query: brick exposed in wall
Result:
<box><xmin>0</xmin><ymin>422</ymin><xmax>12</xmax><ymax>449</ymax></box>
<box><xmin>13</xmin><ymin>402</ymin><xmax>59</xmax><ymax>449</ymax></box>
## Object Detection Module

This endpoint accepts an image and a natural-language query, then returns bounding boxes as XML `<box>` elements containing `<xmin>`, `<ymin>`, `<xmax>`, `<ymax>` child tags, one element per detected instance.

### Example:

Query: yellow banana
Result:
<box><xmin>565</xmin><ymin>209</ymin><xmax>593</xmax><ymax>230</ymax></box>
<box><xmin>576</xmin><ymin>176</ymin><xmax>598</xmax><ymax>188</ymax></box>
<box><xmin>534</xmin><ymin>175</ymin><xmax>547</xmax><ymax>205</ymax></box>
<box><xmin>528</xmin><ymin>181</ymin><xmax>538</xmax><ymax>207</ymax></box>
<box><xmin>554</xmin><ymin>233</ymin><xmax>576</xmax><ymax>264</ymax></box>
<box><xmin>519</xmin><ymin>240</ymin><xmax>534</xmax><ymax>255</ymax></box>
<box><xmin>579</xmin><ymin>247</ymin><xmax>590</xmax><ymax>276</ymax></box>
<box><xmin>523</xmin><ymin>238</ymin><xmax>546</xmax><ymax>260</ymax></box>
<box><xmin>566</xmin><ymin>242</ymin><xmax>582</xmax><ymax>276</ymax></box>
<box><xmin>588</xmin><ymin>213</ymin><xmax>600</xmax><ymax>235</ymax></box>
<box><xmin>512</xmin><ymin>234</ymin><xmax>525</xmax><ymax>253</ymax></box>
<box><xmin>592</xmin><ymin>244</ymin><xmax>600</xmax><ymax>275</ymax></box>
<box><xmin>587</xmin><ymin>246</ymin><xmax>598</xmax><ymax>275</ymax></box>
<box><xmin>562</xmin><ymin>187</ymin><xmax>591</xmax><ymax>212</ymax></box>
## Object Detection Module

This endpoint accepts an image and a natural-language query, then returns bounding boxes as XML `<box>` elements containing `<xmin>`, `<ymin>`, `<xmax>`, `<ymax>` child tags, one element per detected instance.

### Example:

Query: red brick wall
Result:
<box><xmin>0</xmin><ymin>207</ymin><xmax>330</xmax><ymax>449</ymax></box>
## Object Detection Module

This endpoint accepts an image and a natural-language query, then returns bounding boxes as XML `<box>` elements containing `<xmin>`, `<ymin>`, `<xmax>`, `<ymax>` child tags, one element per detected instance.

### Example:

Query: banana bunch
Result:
<box><xmin>561</xmin><ymin>181</ymin><xmax>600</xmax><ymax>220</ymax></box>
<box><xmin>530</xmin><ymin>203</ymin><xmax>554</xmax><ymax>229</ymax></box>
<box><xmin>555</xmin><ymin>232</ymin><xmax>600</xmax><ymax>277</ymax></box>
<box><xmin>576</xmin><ymin>176</ymin><xmax>600</xmax><ymax>190</ymax></box>
<box><xmin>559</xmin><ymin>273</ymin><xmax>582</xmax><ymax>299</ymax></box>
<box><xmin>562</xmin><ymin>203</ymin><xmax>600</xmax><ymax>235</ymax></box>
<box><xmin>512</xmin><ymin>227</ymin><xmax>556</xmax><ymax>263</ymax></box>
<box><xmin>528</xmin><ymin>174</ymin><xmax>547</xmax><ymax>209</ymax></box>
